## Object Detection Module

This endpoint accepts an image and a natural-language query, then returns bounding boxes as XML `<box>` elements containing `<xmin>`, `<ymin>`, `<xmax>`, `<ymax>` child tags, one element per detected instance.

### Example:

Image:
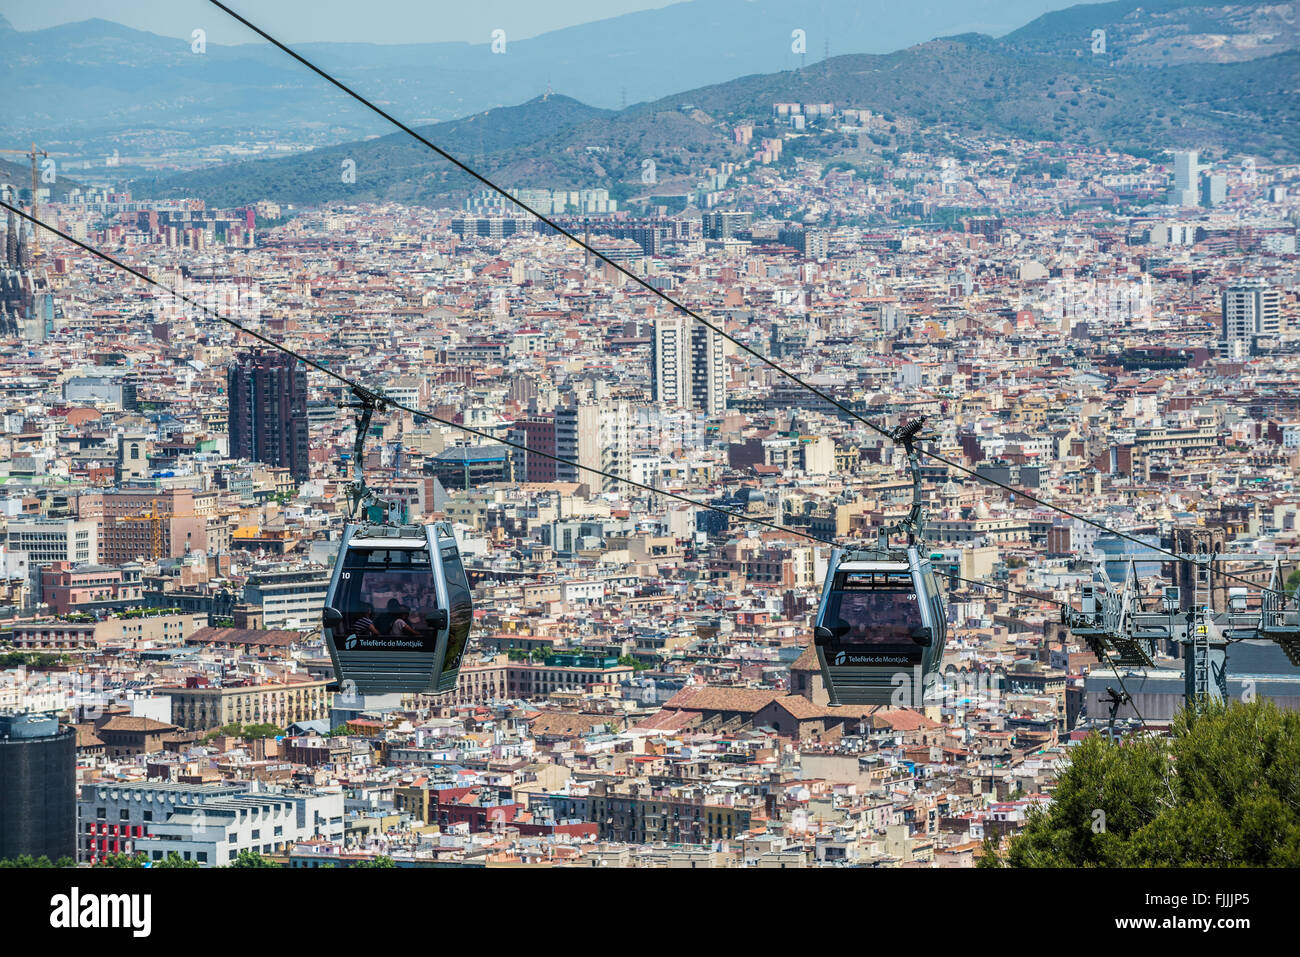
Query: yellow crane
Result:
<box><xmin>119</xmin><ymin>499</ymin><xmax>166</xmax><ymax>560</ymax></box>
<box><xmin>119</xmin><ymin>498</ymin><xmax>197</xmax><ymax>561</ymax></box>
<box><xmin>0</xmin><ymin>143</ymin><xmax>70</xmax><ymax>258</ymax></box>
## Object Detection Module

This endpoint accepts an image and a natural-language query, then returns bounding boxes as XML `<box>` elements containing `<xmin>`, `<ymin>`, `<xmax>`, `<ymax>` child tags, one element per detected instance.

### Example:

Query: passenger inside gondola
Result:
<box><xmin>385</xmin><ymin>599</ymin><xmax>418</xmax><ymax>637</ymax></box>
<box><xmin>350</xmin><ymin>602</ymin><xmax>379</xmax><ymax>637</ymax></box>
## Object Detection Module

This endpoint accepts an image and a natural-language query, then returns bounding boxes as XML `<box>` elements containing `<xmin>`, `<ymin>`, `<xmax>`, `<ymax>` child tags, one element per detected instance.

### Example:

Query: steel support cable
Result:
<box><xmin>4</xmin><ymin>199</ymin><xmax>1096</xmax><ymax>619</ymax></box>
<box><xmin>0</xmin><ymin>199</ymin><xmax>813</xmax><ymax>543</ymax></box>
<box><xmin>4</xmin><ymin>200</ymin><xmax>1160</xmax><ymax>730</ymax></box>
<box><xmin>1103</xmin><ymin>658</ymin><xmax>1153</xmax><ymax>736</ymax></box>
<box><xmin>204</xmin><ymin>2</ymin><xmax>1284</xmax><ymax>600</ymax></box>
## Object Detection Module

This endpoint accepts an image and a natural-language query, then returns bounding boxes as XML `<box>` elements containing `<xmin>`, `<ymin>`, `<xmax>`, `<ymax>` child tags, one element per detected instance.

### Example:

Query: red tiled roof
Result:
<box><xmin>870</xmin><ymin>709</ymin><xmax>942</xmax><ymax>731</ymax></box>
<box><xmin>528</xmin><ymin>712</ymin><xmax>611</xmax><ymax>737</ymax></box>
<box><xmin>765</xmin><ymin>695</ymin><xmax>880</xmax><ymax>721</ymax></box>
<box><xmin>97</xmin><ymin>716</ymin><xmax>177</xmax><ymax>733</ymax></box>
<box><xmin>633</xmin><ymin>709</ymin><xmax>700</xmax><ymax>732</ymax></box>
<box><xmin>75</xmin><ymin>726</ymin><xmax>105</xmax><ymax>748</ymax></box>
<box><xmin>790</xmin><ymin>645</ymin><xmax>819</xmax><ymax>671</ymax></box>
<box><xmin>188</xmin><ymin>627</ymin><xmax>303</xmax><ymax>647</ymax></box>
<box><xmin>662</xmin><ymin>687</ymin><xmax>783</xmax><ymax>714</ymax></box>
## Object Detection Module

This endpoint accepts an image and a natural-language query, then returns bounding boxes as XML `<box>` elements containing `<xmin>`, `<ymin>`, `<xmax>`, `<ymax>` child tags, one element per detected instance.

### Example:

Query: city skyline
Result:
<box><xmin>0</xmin><ymin>0</ymin><xmax>1297</xmax><ymax>893</ymax></box>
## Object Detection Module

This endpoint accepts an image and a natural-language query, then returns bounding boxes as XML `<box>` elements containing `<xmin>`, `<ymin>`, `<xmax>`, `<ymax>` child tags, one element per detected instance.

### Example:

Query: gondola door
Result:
<box><xmin>433</xmin><ymin>524</ymin><xmax>473</xmax><ymax>693</ymax></box>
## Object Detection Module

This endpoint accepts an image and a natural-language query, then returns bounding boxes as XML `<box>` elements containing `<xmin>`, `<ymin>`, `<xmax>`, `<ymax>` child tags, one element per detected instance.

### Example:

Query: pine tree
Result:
<box><xmin>985</xmin><ymin>701</ymin><xmax>1300</xmax><ymax>867</ymax></box>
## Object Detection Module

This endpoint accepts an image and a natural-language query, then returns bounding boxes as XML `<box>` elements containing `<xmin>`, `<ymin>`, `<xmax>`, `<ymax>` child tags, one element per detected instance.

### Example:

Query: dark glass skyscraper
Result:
<box><xmin>0</xmin><ymin>712</ymin><xmax>75</xmax><ymax>862</ymax></box>
<box><xmin>227</xmin><ymin>349</ymin><xmax>310</xmax><ymax>482</ymax></box>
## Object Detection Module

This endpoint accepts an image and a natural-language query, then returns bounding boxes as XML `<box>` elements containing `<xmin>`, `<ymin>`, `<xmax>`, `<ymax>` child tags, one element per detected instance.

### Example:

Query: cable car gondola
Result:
<box><xmin>812</xmin><ymin>419</ymin><xmax>947</xmax><ymax>706</ymax></box>
<box><xmin>813</xmin><ymin>544</ymin><xmax>946</xmax><ymax>706</ymax></box>
<box><xmin>321</xmin><ymin>388</ymin><xmax>473</xmax><ymax>695</ymax></box>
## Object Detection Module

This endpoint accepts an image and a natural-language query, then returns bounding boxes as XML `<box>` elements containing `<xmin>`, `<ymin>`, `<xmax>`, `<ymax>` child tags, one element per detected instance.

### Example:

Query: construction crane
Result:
<box><xmin>118</xmin><ymin>498</ymin><xmax>197</xmax><ymax>561</ymax></box>
<box><xmin>1063</xmin><ymin>555</ymin><xmax>1300</xmax><ymax>713</ymax></box>
<box><xmin>0</xmin><ymin>143</ymin><xmax>70</xmax><ymax>258</ymax></box>
<box><xmin>119</xmin><ymin>499</ymin><xmax>166</xmax><ymax>561</ymax></box>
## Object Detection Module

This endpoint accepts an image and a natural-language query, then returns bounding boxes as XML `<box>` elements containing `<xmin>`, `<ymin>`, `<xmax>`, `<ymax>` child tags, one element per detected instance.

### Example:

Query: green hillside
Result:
<box><xmin>128</xmin><ymin>5</ymin><xmax>1300</xmax><ymax>208</ymax></box>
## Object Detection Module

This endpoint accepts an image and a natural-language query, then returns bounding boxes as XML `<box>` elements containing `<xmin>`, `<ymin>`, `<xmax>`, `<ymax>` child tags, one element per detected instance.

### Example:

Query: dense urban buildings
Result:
<box><xmin>2</xmin><ymin>9</ymin><xmax>1299</xmax><ymax>872</ymax></box>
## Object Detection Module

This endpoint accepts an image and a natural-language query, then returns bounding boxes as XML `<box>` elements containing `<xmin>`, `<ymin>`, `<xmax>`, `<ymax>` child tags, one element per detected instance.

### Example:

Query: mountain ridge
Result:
<box><xmin>127</xmin><ymin>13</ymin><xmax>1299</xmax><ymax>208</ymax></box>
<box><xmin>9</xmin><ymin>0</ymin><xmax>1295</xmax><ymax>206</ymax></box>
<box><xmin>2</xmin><ymin>0</ymin><xmax>1110</xmax><ymax>150</ymax></box>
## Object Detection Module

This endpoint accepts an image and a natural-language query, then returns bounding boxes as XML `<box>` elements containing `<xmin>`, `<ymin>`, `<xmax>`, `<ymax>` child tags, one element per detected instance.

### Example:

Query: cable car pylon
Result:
<box><xmin>1061</xmin><ymin>555</ymin><xmax>1300</xmax><ymax>714</ymax></box>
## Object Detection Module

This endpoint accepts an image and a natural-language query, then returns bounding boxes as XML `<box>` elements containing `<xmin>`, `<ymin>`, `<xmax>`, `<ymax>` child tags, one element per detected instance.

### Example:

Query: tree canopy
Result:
<box><xmin>982</xmin><ymin>700</ymin><xmax>1300</xmax><ymax>867</ymax></box>
<box><xmin>618</xmin><ymin>654</ymin><xmax>653</xmax><ymax>671</ymax></box>
<box><xmin>201</xmin><ymin>722</ymin><xmax>283</xmax><ymax>743</ymax></box>
<box><xmin>0</xmin><ymin>855</ymin><xmax>76</xmax><ymax>868</ymax></box>
<box><xmin>95</xmin><ymin>852</ymin><xmax>146</xmax><ymax>868</ymax></box>
<box><xmin>228</xmin><ymin>850</ymin><xmax>280</xmax><ymax>868</ymax></box>
<box><xmin>154</xmin><ymin>852</ymin><xmax>201</xmax><ymax>868</ymax></box>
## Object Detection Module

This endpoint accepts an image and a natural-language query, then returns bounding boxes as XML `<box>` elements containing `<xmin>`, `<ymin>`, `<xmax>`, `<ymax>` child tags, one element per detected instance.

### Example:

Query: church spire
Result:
<box><xmin>4</xmin><ymin>207</ymin><xmax>16</xmax><ymax>267</ymax></box>
<box><xmin>14</xmin><ymin>217</ymin><xmax>28</xmax><ymax>269</ymax></box>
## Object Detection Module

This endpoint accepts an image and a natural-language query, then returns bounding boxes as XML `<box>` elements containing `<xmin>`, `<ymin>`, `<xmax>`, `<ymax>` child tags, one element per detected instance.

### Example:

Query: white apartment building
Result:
<box><xmin>555</xmin><ymin>400</ymin><xmax>630</xmax><ymax>492</ymax></box>
<box><xmin>561</xmin><ymin>579</ymin><xmax>606</xmax><ymax>604</ymax></box>
<box><xmin>132</xmin><ymin>789</ymin><xmax>346</xmax><ymax>866</ymax></box>
<box><xmin>1222</xmin><ymin>280</ymin><xmax>1281</xmax><ymax>353</ymax></box>
<box><xmin>78</xmin><ymin>781</ymin><xmax>245</xmax><ymax>862</ymax></box>
<box><xmin>242</xmin><ymin>567</ymin><xmax>330</xmax><ymax>629</ymax></box>
<box><xmin>6</xmin><ymin>518</ymin><xmax>98</xmax><ymax>569</ymax></box>
<box><xmin>652</xmin><ymin>315</ymin><xmax>726</xmax><ymax>416</ymax></box>
<box><xmin>1167</xmin><ymin>150</ymin><xmax>1198</xmax><ymax>207</ymax></box>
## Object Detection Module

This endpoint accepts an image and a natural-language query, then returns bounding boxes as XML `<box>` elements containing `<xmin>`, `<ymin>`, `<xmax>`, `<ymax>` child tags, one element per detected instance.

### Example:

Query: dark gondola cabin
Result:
<box><xmin>322</xmin><ymin>522</ymin><xmax>472</xmax><ymax>695</ymax></box>
<box><xmin>813</xmin><ymin>546</ymin><xmax>947</xmax><ymax>706</ymax></box>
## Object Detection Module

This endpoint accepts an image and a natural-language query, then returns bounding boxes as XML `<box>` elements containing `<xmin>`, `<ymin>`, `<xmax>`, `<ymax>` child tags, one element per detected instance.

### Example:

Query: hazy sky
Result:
<box><xmin>1</xmin><ymin>0</ymin><xmax>687</xmax><ymax>45</ymax></box>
